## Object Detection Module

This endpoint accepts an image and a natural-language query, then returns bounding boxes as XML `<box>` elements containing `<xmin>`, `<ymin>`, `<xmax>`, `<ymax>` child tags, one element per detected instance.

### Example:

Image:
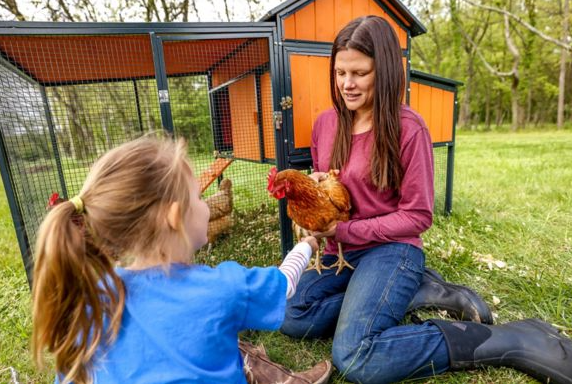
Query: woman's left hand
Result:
<box><xmin>310</xmin><ymin>221</ymin><xmax>338</xmax><ymax>239</ymax></box>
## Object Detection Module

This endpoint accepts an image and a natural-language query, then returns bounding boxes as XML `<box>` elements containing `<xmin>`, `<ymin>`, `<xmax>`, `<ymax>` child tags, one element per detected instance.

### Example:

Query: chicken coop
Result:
<box><xmin>0</xmin><ymin>0</ymin><xmax>460</xmax><ymax>283</ymax></box>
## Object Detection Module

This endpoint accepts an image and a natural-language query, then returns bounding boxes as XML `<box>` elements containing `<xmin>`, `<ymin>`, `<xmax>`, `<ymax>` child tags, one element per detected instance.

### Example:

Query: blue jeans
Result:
<box><xmin>280</xmin><ymin>243</ymin><xmax>450</xmax><ymax>384</ymax></box>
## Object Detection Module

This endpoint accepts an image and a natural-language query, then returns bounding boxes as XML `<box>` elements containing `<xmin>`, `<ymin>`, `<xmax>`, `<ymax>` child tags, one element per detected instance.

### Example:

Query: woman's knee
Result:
<box><xmin>280</xmin><ymin>303</ymin><xmax>319</xmax><ymax>339</ymax></box>
<box><xmin>279</xmin><ymin>316</ymin><xmax>308</xmax><ymax>339</ymax></box>
<box><xmin>332</xmin><ymin>346</ymin><xmax>369</xmax><ymax>383</ymax></box>
<box><xmin>280</xmin><ymin>292</ymin><xmax>344</xmax><ymax>339</ymax></box>
<box><xmin>280</xmin><ymin>314</ymin><xmax>335</xmax><ymax>339</ymax></box>
<box><xmin>332</xmin><ymin>337</ymin><xmax>394</xmax><ymax>384</ymax></box>
<box><xmin>332</xmin><ymin>336</ymin><xmax>364</xmax><ymax>380</ymax></box>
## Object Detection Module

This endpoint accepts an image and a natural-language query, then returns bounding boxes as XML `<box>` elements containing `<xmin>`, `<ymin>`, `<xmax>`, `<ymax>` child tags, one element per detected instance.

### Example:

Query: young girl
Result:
<box><xmin>32</xmin><ymin>137</ymin><xmax>332</xmax><ymax>384</ymax></box>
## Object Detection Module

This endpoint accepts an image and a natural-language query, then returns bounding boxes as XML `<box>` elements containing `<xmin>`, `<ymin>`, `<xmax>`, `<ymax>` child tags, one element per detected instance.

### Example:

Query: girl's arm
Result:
<box><xmin>278</xmin><ymin>237</ymin><xmax>317</xmax><ymax>298</ymax></box>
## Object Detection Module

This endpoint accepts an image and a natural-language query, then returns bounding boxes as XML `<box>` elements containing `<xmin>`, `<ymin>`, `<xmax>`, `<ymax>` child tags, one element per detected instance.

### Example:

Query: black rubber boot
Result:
<box><xmin>431</xmin><ymin>318</ymin><xmax>572</xmax><ymax>384</ymax></box>
<box><xmin>408</xmin><ymin>268</ymin><xmax>494</xmax><ymax>324</ymax></box>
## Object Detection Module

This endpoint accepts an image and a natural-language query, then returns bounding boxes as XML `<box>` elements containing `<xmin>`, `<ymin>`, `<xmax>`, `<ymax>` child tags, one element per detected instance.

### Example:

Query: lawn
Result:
<box><xmin>1</xmin><ymin>129</ymin><xmax>571</xmax><ymax>383</ymax></box>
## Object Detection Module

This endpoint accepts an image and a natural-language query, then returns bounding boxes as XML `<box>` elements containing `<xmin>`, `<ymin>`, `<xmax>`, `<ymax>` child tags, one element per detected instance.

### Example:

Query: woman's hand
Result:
<box><xmin>308</xmin><ymin>170</ymin><xmax>340</xmax><ymax>183</ymax></box>
<box><xmin>301</xmin><ymin>236</ymin><xmax>319</xmax><ymax>254</ymax></box>
<box><xmin>308</xmin><ymin>172</ymin><xmax>328</xmax><ymax>182</ymax></box>
<box><xmin>310</xmin><ymin>221</ymin><xmax>338</xmax><ymax>239</ymax></box>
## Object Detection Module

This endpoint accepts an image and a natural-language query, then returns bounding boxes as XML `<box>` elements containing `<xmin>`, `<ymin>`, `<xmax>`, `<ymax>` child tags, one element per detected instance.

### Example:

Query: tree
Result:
<box><xmin>0</xmin><ymin>0</ymin><xmax>26</xmax><ymax>20</ymax></box>
<box><xmin>462</xmin><ymin>0</ymin><xmax>571</xmax><ymax>127</ymax></box>
<box><xmin>557</xmin><ymin>0</ymin><xmax>570</xmax><ymax>128</ymax></box>
<box><xmin>449</xmin><ymin>0</ymin><xmax>491</xmax><ymax>128</ymax></box>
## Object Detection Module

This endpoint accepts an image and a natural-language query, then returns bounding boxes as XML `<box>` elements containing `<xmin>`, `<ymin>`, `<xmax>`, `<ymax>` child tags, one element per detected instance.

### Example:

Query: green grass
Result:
<box><xmin>0</xmin><ymin>179</ymin><xmax>44</xmax><ymax>383</ymax></box>
<box><xmin>1</xmin><ymin>129</ymin><xmax>571</xmax><ymax>383</ymax></box>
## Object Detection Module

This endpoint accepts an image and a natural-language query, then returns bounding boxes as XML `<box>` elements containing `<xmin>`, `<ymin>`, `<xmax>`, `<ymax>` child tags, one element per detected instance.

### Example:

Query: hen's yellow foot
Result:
<box><xmin>332</xmin><ymin>242</ymin><xmax>354</xmax><ymax>275</ymax></box>
<box><xmin>306</xmin><ymin>249</ymin><xmax>331</xmax><ymax>274</ymax></box>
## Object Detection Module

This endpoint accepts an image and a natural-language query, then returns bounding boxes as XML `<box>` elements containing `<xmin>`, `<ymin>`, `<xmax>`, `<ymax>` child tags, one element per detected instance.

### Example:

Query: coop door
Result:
<box><xmin>283</xmin><ymin>50</ymin><xmax>331</xmax><ymax>165</ymax></box>
<box><xmin>227</xmin><ymin>75</ymin><xmax>261</xmax><ymax>161</ymax></box>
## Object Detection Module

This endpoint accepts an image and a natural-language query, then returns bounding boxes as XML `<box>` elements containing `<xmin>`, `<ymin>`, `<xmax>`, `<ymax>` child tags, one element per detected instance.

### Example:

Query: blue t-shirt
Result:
<box><xmin>58</xmin><ymin>261</ymin><xmax>287</xmax><ymax>384</ymax></box>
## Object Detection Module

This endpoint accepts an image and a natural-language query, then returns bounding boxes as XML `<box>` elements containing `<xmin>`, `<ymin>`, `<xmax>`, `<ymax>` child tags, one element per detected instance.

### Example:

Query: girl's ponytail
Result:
<box><xmin>32</xmin><ymin>198</ymin><xmax>125</xmax><ymax>384</ymax></box>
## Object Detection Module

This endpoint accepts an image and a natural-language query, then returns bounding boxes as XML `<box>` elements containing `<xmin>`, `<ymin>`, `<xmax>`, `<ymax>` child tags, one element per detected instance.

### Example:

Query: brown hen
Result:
<box><xmin>204</xmin><ymin>178</ymin><xmax>233</xmax><ymax>253</ymax></box>
<box><xmin>267</xmin><ymin>167</ymin><xmax>352</xmax><ymax>275</ymax></box>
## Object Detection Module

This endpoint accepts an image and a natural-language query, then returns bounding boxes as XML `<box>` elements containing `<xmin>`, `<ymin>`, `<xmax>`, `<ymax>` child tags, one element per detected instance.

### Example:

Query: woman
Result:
<box><xmin>280</xmin><ymin>15</ymin><xmax>572</xmax><ymax>384</ymax></box>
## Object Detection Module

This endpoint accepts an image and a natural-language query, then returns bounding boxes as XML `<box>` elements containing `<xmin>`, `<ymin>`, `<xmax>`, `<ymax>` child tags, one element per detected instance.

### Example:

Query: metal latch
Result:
<box><xmin>273</xmin><ymin>111</ymin><xmax>283</xmax><ymax>130</ymax></box>
<box><xmin>280</xmin><ymin>96</ymin><xmax>293</xmax><ymax>110</ymax></box>
<box><xmin>158</xmin><ymin>89</ymin><xmax>169</xmax><ymax>103</ymax></box>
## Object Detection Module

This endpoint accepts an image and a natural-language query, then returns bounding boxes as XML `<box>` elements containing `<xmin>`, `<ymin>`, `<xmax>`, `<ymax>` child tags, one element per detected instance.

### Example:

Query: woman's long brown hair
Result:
<box><xmin>32</xmin><ymin>137</ymin><xmax>192</xmax><ymax>384</ymax></box>
<box><xmin>329</xmin><ymin>16</ymin><xmax>405</xmax><ymax>190</ymax></box>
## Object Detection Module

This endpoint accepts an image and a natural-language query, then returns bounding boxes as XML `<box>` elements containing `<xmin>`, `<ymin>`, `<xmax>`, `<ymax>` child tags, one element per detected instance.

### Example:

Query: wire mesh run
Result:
<box><xmin>433</xmin><ymin>145</ymin><xmax>449</xmax><ymax>215</ymax></box>
<box><xmin>0</xmin><ymin>27</ymin><xmax>457</xmax><ymax>280</ymax></box>
<box><xmin>164</xmin><ymin>37</ymin><xmax>277</xmax><ymax>248</ymax></box>
<box><xmin>0</xmin><ymin>59</ymin><xmax>62</xmax><ymax>255</ymax></box>
<box><xmin>0</xmin><ymin>33</ymin><xmax>279</xmax><ymax>276</ymax></box>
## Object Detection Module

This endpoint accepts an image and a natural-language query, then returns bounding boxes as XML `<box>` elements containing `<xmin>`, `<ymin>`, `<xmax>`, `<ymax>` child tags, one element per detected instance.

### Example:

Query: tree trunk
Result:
<box><xmin>101</xmin><ymin>114</ymin><xmax>112</xmax><ymax>152</ymax></box>
<box><xmin>52</xmin><ymin>88</ymin><xmax>93</xmax><ymax>161</ymax></box>
<box><xmin>495</xmin><ymin>90</ymin><xmax>504</xmax><ymax>127</ymax></box>
<box><xmin>557</xmin><ymin>0</ymin><xmax>570</xmax><ymax>128</ymax></box>
<box><xmin>459</xmin><ymin>59</ymin><xmax>474</xmax><ymax>128</ymax></box>
<box><xmin>526</xmin><ymin>86</ymin><xmax>532</xmax><ymax>125</ymax></box>
<box><xmin>503</xmin><ymin>14</ymin><xmax>521</xmax><ymax>131</ymax></box>
<box><xmin>510</xmin><ymin>76</ymin><xmax>520</xmax><ymax>131</ymax></box>
<box><xmin>485</xmin><ymin>86</ymin><xmax>491</xmax><ymax>129</ymax></box>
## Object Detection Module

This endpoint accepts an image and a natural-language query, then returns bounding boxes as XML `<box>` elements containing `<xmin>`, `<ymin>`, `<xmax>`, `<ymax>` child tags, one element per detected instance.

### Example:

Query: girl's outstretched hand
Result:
<box><xmin>301</xmin><ymin>236</ymin><xmax>319</xmax><ymax>254</ymax></box>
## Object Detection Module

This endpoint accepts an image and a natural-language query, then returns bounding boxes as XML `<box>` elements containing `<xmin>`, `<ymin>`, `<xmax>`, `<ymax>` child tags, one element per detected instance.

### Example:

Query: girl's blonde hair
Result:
<box><xmin>32</xmin><ymin>137</ymin><xmax>193</xmax><ymax>384</ymax></box>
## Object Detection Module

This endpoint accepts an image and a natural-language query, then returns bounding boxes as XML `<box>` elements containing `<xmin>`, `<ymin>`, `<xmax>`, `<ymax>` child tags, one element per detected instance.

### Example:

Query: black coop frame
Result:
<box><xmin>0</xmin><ymin>19</ymin><xmax>459</xmax><ymax>284</ymax></box>
<box><xmin>0</xmin><ymin>22</ymin><xmax>288</xmax><ymax>283</ymax></box>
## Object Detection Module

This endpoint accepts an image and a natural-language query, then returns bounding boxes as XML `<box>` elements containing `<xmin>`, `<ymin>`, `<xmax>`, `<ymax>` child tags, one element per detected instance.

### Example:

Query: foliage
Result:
<box><xmin>7</xmin><ymin>132</ymin><xmax>53</xmax><ymax>162</ymax></box>
<box><xmin>46</xmin><ymin>81</ymin><xmax>163</xmax><ymax>161</ymax></box>
<box><xmin>170</xmin><ymin>76</ymin><xmax>214</xmax><ymax>154</ymax></box>
<box><xmin>404</xmin><ymin>0</ymin><xmax>571</xmax><ymax>129</ymax></box>
<box><xmin>1</xmin><ymin>129</ymin><xmax>571</xmax><ymax>383</ymax></box>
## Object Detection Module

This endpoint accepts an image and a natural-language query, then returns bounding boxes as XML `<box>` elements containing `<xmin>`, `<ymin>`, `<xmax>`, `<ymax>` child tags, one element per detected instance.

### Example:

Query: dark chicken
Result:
<box><xmin>267</xmin><ymin>167</ymin><xmax>352</xmax><ymax>274</ymax></box>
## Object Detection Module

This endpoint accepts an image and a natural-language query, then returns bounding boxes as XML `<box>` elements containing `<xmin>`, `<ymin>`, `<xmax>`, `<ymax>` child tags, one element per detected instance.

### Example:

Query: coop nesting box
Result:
<box><xmin>0</xmin><ymin>0</ymin><xmax>460</xmax><ymax>282</ymax></box>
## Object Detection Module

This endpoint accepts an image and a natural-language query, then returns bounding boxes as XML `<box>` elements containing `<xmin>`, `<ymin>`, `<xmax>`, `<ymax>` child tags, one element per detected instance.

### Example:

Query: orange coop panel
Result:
<box><xmin>289</xmin><ymin>54</ymin><xmax>332</xmax><ymax>149</ymax></box>
<box><xmin>289</xmin><ymin>53</ymin><xmax>409</xmax><ymax>149</ymax></box>
<box><xmin>409</xmin><ymin>71</ymin><xmax>460</xmax><ymax>144</ymax></box>
<box><xmin>163</xmin><ymin>38</ymin><xmax>248</xmax><ymax>78</ymax></box>
<box><xmin>282</xmin><ymin>0</ymin><xmax>409</xmax><ymax>49</ymax></box>
<box><xmin>260</xmin><ymin>72</ymin><xmax>276</xmax><ymax>160</ymax></box>
<box><xmin>229</xmin><ymin>74</ymin><xmax>261</xmax><ymax>161</ymax></box>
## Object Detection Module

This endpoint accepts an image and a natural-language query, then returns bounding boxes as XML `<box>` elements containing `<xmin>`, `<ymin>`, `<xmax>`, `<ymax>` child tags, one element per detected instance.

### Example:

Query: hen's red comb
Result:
<box><xmin>267</xmin><ymin>167</ymin><xmax>278</xmax><ymax>192</ymax></box>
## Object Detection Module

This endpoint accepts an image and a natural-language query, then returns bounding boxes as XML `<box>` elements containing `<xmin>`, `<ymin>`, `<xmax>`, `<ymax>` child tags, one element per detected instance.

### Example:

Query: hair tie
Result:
<box><xmin>69</xmin><ymin>196</ymin><xmax>84</xmax><ymax>214</ymax></box>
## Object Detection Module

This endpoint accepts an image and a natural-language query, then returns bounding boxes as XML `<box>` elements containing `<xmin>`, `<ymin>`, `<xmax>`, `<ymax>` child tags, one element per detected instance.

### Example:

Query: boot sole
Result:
<box><xmin>479</xmin><ymin>319</ymin><xmax>572</xmax><ymax>384</ymax></box>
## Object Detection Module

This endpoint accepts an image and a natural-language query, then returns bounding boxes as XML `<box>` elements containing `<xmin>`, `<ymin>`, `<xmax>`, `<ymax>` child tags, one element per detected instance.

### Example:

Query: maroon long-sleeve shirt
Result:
<box><xmin>311</xmin><ymin>105</ymin><xmax>434</xmax><ymax>253</ymax></box>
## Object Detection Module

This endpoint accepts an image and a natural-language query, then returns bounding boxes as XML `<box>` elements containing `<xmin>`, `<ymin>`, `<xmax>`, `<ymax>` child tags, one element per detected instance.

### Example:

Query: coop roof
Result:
<box><xmin>260</xmin><ymin>0</ymin><xmax>426</xmax><ymax>37</ymax></box>
<box><xmin>0</xmin><ymin>21</ymin><xmax>273</xmax><ymax>86</ymax></box>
